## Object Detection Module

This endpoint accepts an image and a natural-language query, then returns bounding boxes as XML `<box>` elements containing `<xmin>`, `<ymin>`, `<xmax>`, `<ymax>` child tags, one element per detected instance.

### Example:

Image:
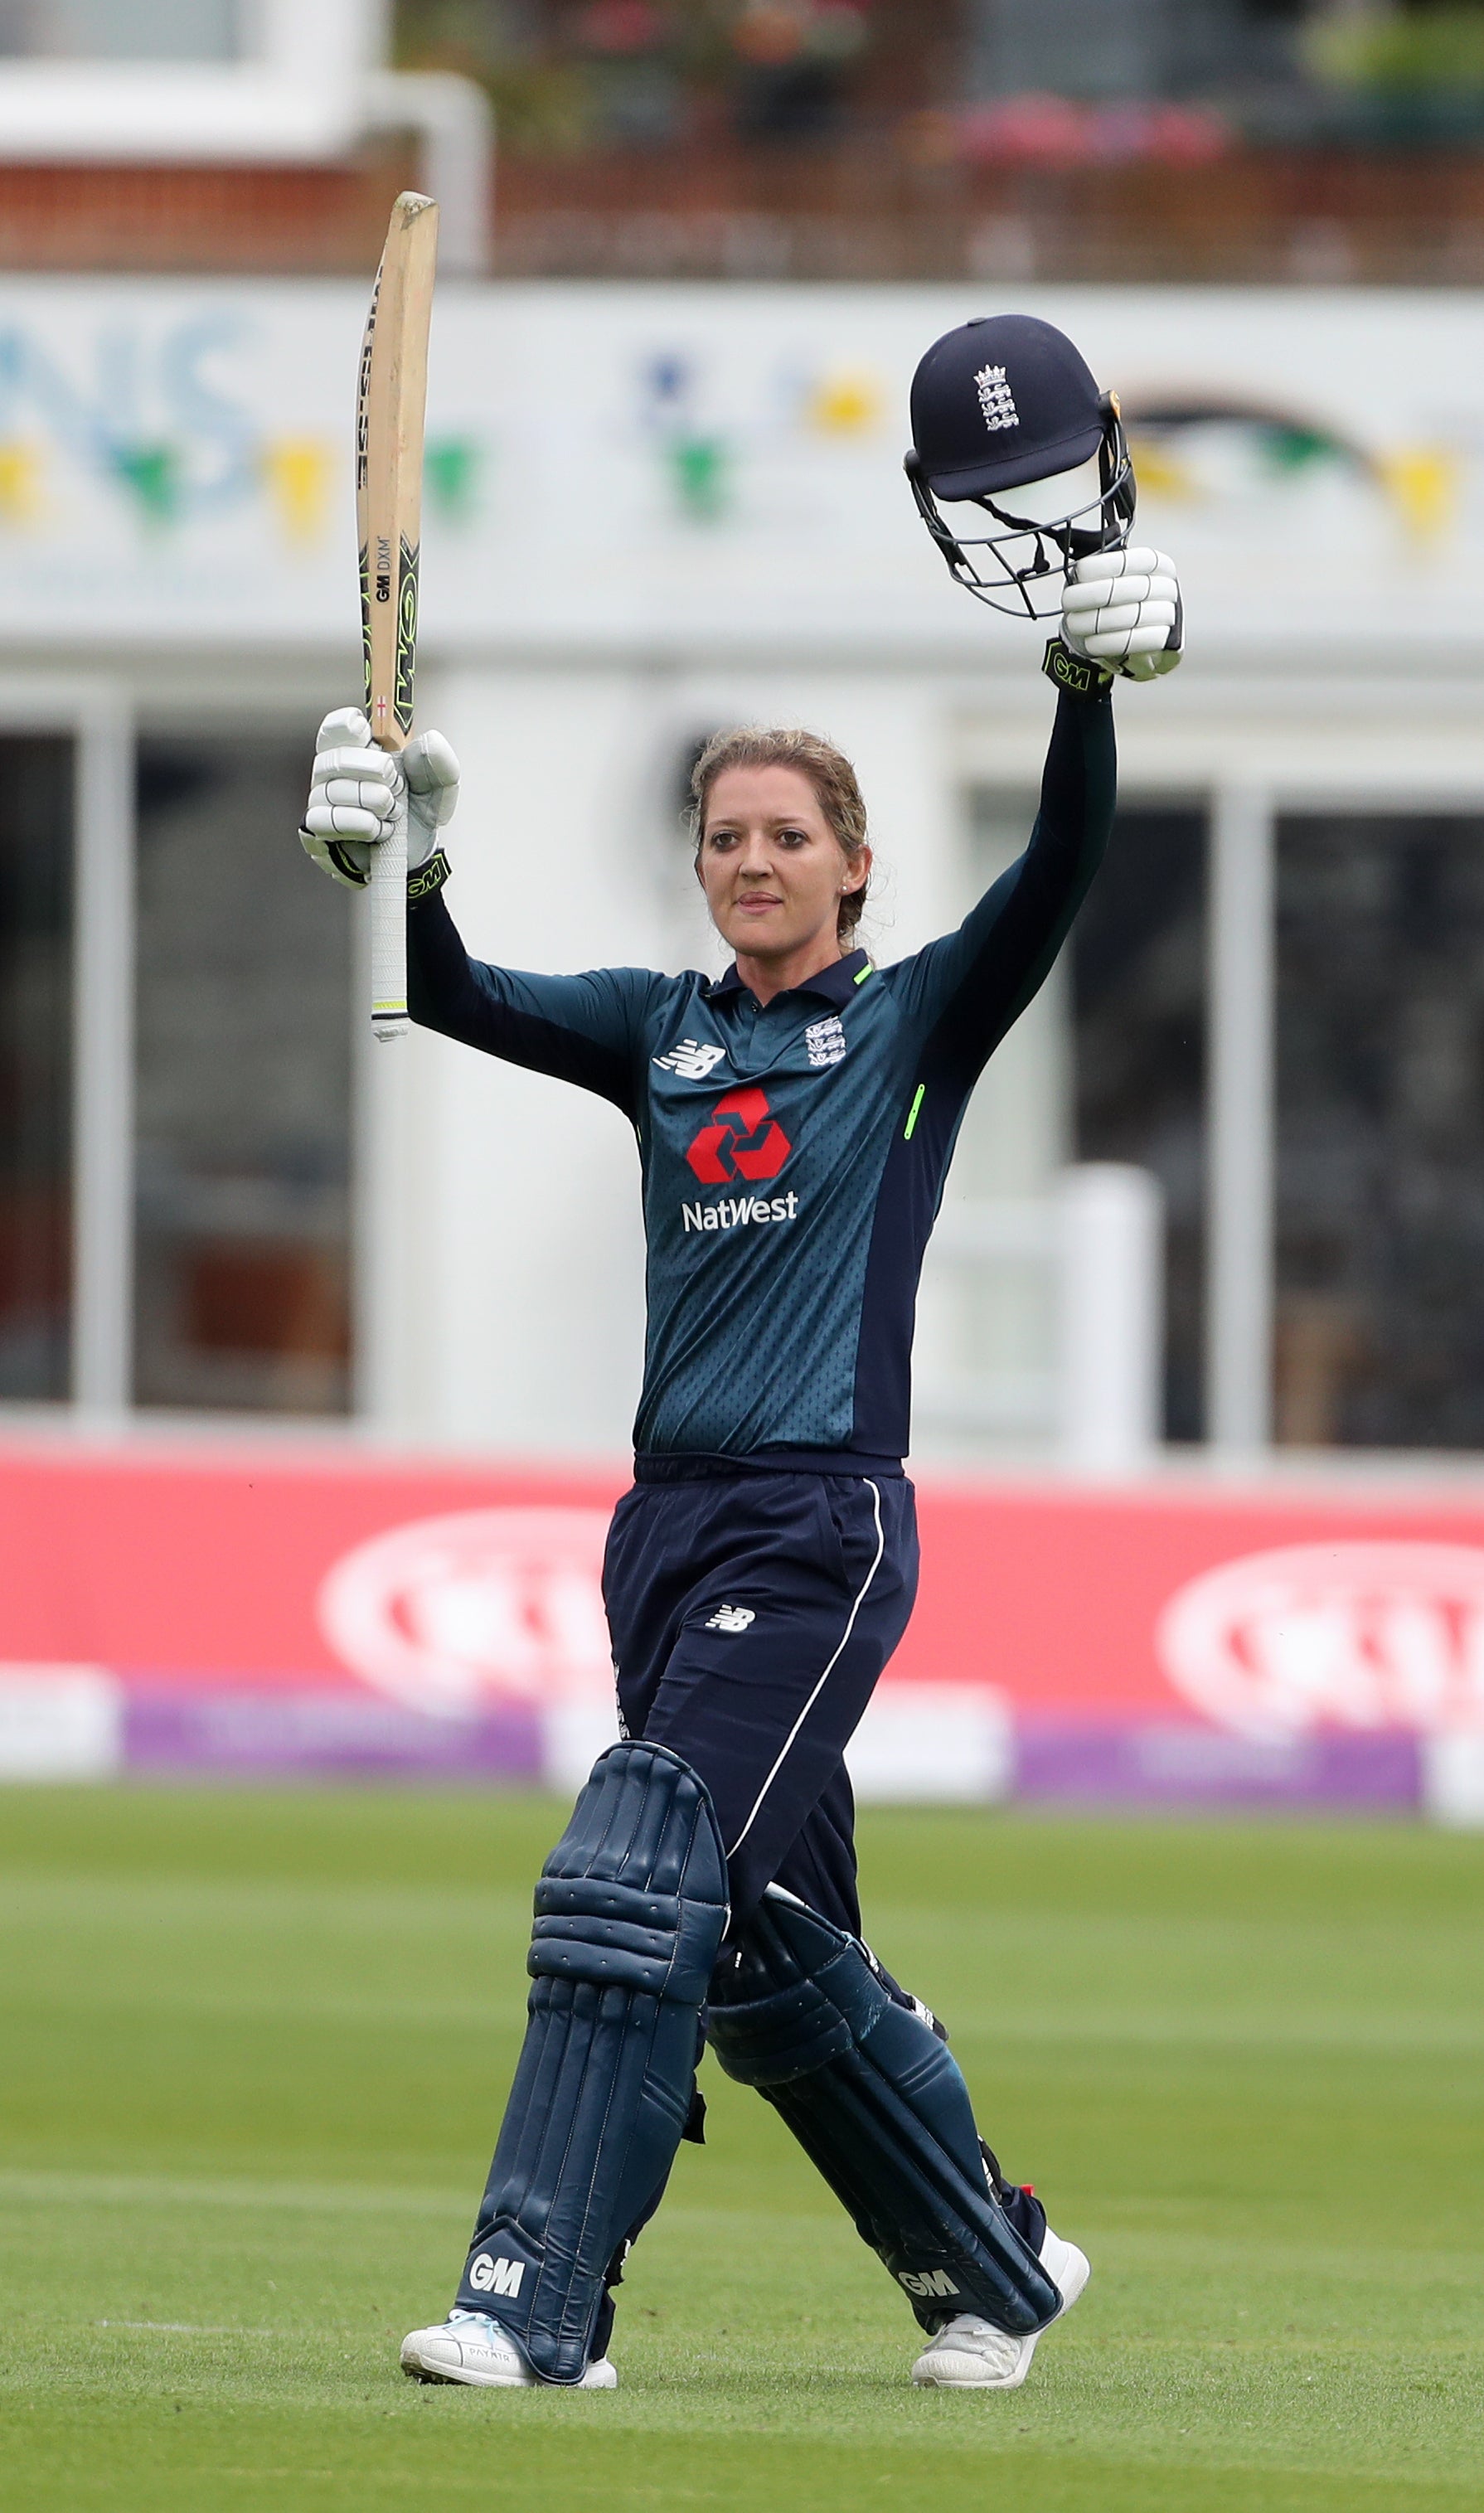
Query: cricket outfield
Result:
<box><xmin>1</xmin><ymin>1789</ymin><xmax>1480</xmax><ymax>2511</ymax></box>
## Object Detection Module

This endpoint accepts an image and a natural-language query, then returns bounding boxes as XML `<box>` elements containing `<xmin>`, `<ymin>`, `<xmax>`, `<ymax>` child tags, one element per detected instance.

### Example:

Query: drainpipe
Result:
<box><xmin>361</xmin><ymin>70</ymin><xmax>494</xmax><ymax>276</ymax></box>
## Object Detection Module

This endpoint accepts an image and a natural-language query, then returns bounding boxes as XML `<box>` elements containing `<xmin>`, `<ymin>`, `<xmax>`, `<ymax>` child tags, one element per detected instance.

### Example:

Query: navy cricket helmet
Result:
<box><xmin>904</xmin><ymin>314</ymin><xmax>1136</xmax><ymax>619</ymax></box>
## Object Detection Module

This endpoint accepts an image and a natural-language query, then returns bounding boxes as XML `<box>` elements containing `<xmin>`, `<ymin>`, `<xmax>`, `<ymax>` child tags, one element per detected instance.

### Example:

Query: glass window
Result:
<box><xmin>1275</xmin><ymin>812</ymin><xmax>1484</xmax><ymax>1448</ymax></box>
<box><xmin>133</xmin><ymin>734</ymin><xmax>352</xmax><ymax>1415</ymax></box>
<box><xmin>0</xmin><ymin>2</ymin><xmax>241</xmax><ymax>61</ymax></box>
<box><xmin>1073</xmin><ymin>805</ymin><xmax>1208</xmax><ymax>1440</ymax></box>
<box><xmin>0</xmin><ymin>734</ymin><xmax>72</xmax><ymax>1400</ymax></box>
<box><xmin>966</xmin><ymin>0</ymin><xmax>1295</xmax><ymax>102</ymax></box>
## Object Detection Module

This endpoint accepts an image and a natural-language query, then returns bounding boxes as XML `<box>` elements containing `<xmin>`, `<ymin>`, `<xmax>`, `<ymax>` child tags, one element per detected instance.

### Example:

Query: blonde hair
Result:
<box><xmin>688</xmin><ymin>725</ymin><xmax>871</xmax><ymax>945</ymax></box>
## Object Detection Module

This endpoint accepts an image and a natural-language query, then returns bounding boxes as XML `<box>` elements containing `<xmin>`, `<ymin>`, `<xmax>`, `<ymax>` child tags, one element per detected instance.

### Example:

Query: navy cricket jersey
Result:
<box><xmin>409</xmin><ymin>682</ymin><xmax>1115</xmax><ymax>1466</ymax></box>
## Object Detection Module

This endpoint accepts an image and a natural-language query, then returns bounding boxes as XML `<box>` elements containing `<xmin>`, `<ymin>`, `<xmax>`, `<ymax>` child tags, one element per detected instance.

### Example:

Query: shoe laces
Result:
<box><xmin>929</xmin><ymin>2315</ymin><xmax>1022</xmax><ymax>2367</ymax></box>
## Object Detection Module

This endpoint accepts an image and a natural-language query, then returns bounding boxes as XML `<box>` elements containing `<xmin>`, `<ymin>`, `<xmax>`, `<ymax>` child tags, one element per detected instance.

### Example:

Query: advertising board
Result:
<box><xmin>3</xmin><ymin>1437</ymin><xmax>1482</xmax><ymax>1808</ymax></box>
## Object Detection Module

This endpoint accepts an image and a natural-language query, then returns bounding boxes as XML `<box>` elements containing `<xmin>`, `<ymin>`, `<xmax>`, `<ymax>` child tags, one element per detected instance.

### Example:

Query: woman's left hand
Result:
<box><xmin>300</xmin><ymin>707</ymin><xmax>461</xmax><ymax>889</ymax></box>
<box><xmin>1061</xmin><ymin>547</ymin><xmax>1183</xmax><ymax>682</ymax></box>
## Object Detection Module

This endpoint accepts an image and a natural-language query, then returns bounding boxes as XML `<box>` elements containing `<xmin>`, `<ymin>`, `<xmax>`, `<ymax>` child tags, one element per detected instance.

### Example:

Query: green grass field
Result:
<box><xmin>1</xmin><ymin>1788</ymin><xmax>1481</xmax><ymax>2512</ymax></box>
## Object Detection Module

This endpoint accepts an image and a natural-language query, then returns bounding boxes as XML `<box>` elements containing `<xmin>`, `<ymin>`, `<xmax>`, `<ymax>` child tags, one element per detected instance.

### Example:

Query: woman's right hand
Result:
<box><xmin>299</xmin><ymin>706</ymin><xmax>461</xmax><ymax>889</ymax></box>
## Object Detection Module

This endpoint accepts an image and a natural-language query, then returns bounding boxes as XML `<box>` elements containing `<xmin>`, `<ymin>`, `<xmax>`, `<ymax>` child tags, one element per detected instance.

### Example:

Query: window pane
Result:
<box><xmin>1275</xmin><ymin>813</ymin><xmax>1484</xmax><ymax>1448</ymax></box>
<box><xmin>133</xmin><ymin>735</ymin><xmax>352</xmax><ymax>1414</ymax></box>
<box><xmin>0</xmin><ymin>735</ymin><xmax>72</xmax><ymax>1400</ymax></box>
<box><xmin>1073</xmin><ymin>807</ymin><xmax>1207</xmax><ymax>1440</ymax></box>
<box><xmin>1</xmin><ymin>2</ymin><xmax>242</xmax><ymax>61</ymax></box>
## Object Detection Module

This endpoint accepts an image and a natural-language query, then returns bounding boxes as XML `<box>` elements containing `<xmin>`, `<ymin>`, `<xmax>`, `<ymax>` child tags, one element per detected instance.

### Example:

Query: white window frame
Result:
<box><xmin>0</xmin><ymin>676</ymin><xmax>134</xmax><ymax>1420</ymax></box>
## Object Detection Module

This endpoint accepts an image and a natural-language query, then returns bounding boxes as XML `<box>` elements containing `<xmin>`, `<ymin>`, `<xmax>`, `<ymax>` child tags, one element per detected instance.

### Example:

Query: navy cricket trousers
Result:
<box><xmin>601</xmin><ymin>1464</ymin><xmax>919</xmax><ymax>1933</ymax></box>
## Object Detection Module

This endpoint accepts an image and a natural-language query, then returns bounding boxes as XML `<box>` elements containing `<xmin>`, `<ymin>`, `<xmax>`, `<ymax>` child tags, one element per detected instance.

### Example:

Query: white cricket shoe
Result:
<box><xmin>400</xmin><ymin>2311</ymin><xmax>618</xmax><ymax>2390</ymax></box>
<box><xmin>909</xmin><ymin>2226</ymin><xmax>1089</xmax><ymax>2391</ymax></box>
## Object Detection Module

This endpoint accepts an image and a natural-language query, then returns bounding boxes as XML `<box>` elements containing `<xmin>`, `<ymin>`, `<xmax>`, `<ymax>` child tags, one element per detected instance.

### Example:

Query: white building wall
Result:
<box><xmin>6</xmin><ymin>277</ymin><xmax>1484</xmax><ymax>1453</ymax></box>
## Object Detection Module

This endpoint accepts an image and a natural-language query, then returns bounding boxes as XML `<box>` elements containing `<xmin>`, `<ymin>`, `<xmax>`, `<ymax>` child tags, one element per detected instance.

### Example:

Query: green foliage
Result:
<box><xmin>393</xmin><ymin>1</ymin><xmax>872</xmax><ymax>154</ymax></box>
<box><xmin>1307</xmin><ymin>6</ymin><xmax>1484</xmax><ymax>96</ymax></box>
<box><xmin>394</xmin><ymin>0</ymin><xmax>720</xmax><ymax>151</ymax></box>
<box><xmin>2</xmin><ymin>1788</ymin><xmax>1482</xmax><ymax>2511</ymax></box>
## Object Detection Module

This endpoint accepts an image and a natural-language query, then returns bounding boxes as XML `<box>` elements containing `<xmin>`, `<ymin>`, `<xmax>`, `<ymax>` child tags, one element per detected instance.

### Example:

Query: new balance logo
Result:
<box><xmin>899</xmin><ymin>2268</ymin><xmax>961</xmax><ymax>2299</ymax></box>
<box><xmin>705</xmin><ymin>1605</ymin><xmax>755</xmax><ymax>1633</ymax></box>
<box><xmin>975</xmin><ymin>364</ymin><xmax>1018</xmax><ymax>434</ymax></box>
<box><xmin>804</xmin><ymin>1015</ymin><xmax>846</xmax><ymax>1068</ymax></box>
<box><xmin>468</xmin><ymin>2253</ymin><xmax>524</xmax><ymax>2298</ymax></box>
<box><xmin>653</xmin><ymin>1038</ymin><xmax>726</xmax><ymax>1080</ymax></box>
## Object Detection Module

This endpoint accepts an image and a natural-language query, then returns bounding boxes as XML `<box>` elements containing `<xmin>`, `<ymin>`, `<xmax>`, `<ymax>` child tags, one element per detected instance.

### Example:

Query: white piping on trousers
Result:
<box><xmin>725</xmin><ymin>1477</ymin><xmax>885</xmax><ymax>1860</ymax></box>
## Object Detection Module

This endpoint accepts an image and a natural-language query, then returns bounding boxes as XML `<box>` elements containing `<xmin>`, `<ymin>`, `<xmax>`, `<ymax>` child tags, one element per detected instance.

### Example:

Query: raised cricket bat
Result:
<box><xmin>356</xmin><ymin>189</ymin><xmax>439</xmax><ymax>1041</ymax></box>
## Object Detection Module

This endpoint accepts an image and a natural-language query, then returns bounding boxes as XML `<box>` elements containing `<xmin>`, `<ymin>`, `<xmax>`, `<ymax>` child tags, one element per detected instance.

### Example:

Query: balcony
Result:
<box><xmin>2</xmin><ymin>129</ymin><xmax>1484</xmax><ymax>284</ymax></box>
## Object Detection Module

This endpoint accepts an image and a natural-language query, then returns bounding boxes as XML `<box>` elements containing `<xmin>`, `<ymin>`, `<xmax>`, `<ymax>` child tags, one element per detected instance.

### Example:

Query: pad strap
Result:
<box><xmin>708</xmin><ymin>1894</ymin><xmax>1060</xmax><ymax>2336</ymax></box>
<box><xmin>454</xmin><ymin>1743</ymin><xmax>728</xmax><ymax>2383</ymax></box>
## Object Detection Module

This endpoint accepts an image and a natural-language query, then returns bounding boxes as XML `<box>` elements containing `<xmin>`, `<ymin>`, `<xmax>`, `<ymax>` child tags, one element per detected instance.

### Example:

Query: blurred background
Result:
<box><xmin>3</xmin><ymin>0</ymin><xmax>1484</xmax><ymax>1814</ymax></box>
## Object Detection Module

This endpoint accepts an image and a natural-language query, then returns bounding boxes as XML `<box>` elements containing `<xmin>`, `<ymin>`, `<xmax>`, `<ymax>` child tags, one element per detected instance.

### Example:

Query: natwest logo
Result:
<box><xmin>685</xmin><ymin>1085</ymin><xmax>791</xmax><ymax>1185</ymax></box>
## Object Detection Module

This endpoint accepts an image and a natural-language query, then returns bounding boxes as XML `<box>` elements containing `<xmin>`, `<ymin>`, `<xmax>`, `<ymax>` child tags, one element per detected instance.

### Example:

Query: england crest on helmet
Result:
<box><xmin>904</xmin><ymin>313</ymin><xmax>1137</xmax><ymax>619</ymax></box>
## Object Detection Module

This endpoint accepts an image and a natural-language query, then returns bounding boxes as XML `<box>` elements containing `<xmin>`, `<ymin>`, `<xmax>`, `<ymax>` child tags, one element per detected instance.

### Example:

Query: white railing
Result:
<box><xmin>918</xmin><ymin>1162</ymin><xmax>1165</xmax><ymax>1472</ymax></box>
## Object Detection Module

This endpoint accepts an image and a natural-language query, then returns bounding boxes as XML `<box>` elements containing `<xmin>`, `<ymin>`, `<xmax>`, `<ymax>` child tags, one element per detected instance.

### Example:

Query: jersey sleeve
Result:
<box><xmin>406</xmin><ymin>890</ymin><xmax>662</xmax><ymax>1117</ymax></box>
<box><xmin>888</xmin><ymin>681</ymin><xmax>1116</xmax><ymax>1085</ymax></box>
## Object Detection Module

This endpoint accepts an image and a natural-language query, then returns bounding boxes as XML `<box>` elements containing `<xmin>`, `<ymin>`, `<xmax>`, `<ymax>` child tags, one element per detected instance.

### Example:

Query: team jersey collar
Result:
<box><xmin>707</xmin><ymin>947</ymin><xmax>871</xmax><ymax>1008</ymax></box>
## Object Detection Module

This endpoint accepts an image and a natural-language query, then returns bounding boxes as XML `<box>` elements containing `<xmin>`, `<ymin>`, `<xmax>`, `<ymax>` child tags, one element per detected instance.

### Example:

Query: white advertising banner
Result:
<box><xmin>0</xmin><ymin>275</ymin><xmax>1478</xmax><ymax>660</ymax></box>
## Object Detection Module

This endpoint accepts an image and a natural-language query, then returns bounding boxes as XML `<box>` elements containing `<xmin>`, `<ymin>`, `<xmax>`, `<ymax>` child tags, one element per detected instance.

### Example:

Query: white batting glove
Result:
<box><xmin>1061</xmin><ymin>546</ymin><xmax>1183</xmax><ymax>682</ymax></box>
<box><xmin>299</xmin><ymin>707</ymin><xmax>461</xmax><ymax>890</ymax></box>
<box><xmin>405</xmin><ymin>728</ymin><xmax>461</xmax><ymax>844</ymax></box>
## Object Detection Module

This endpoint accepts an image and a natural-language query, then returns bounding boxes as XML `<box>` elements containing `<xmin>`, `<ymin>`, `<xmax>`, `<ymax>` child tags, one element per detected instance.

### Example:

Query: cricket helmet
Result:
<box><xmin>904</xmin><ymin>314</ymin><xmax>1136</xmax><ymax>619</ymax></box>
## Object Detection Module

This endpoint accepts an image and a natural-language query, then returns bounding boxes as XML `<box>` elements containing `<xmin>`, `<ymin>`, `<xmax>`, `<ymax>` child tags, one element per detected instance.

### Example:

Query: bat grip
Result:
<box><xmin>370</xmin><ymin>768</ymin><xmax>410</xmax><ymax>1041</ymax></box>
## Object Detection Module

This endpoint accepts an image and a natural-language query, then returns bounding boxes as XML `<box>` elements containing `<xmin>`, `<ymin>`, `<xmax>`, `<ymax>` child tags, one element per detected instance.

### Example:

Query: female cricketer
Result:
<box><xmin>299</xmin><ymin>314</ymin><xmax>1183</xmax><ymax>2397</ymax></box>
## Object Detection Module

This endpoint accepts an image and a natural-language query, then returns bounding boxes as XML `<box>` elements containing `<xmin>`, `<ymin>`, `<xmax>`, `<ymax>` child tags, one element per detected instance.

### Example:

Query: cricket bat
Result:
<box><xmin>356</xmin><ymin>189</ymin><xmax>439</xmax><ymax>1042</ymax></box>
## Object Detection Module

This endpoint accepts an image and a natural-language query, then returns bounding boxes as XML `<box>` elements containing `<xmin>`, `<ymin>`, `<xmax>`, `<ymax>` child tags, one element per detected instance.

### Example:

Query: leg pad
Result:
<box><xmin>454</xmin><ymin>1742</ymin><xmax>728</xmax><ymax>2383</ymax></box>
<box><xmin>707</xmin><ymin>1893</ymin><xmax>1059</xmax><ymax>2336</ymax></box>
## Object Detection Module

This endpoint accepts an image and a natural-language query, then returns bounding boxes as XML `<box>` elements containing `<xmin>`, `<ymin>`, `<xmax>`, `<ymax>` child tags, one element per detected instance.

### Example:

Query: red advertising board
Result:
<box><xmin>4</xmin><ymin>1435</ymin><xmax>1484</xmax><ymax>1757</ymax></box>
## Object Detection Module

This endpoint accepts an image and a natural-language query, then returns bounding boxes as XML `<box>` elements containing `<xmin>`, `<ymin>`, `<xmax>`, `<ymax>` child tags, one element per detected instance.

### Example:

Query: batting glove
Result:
<box><xmin>1060</xmin><ymin>547</ymin><xmax>1183</xmax><ymax>682</ymax></box>
<box><xmin>299</xmin><ymin>706</ymin><xmax>461</xmax><ymax>890</ymax></box>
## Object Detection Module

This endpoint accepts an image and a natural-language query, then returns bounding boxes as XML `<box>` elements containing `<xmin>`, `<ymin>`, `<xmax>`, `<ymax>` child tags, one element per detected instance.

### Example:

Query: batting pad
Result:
<box><xmin>454</xmin><ymin>1740</ymin><xmax>729</xmax><ymax>2384</ymax></box>
<box><xmin>708</xmin><ymin>1892</ymin><xmax>1061</xmax><ymax>2336</ymax></box>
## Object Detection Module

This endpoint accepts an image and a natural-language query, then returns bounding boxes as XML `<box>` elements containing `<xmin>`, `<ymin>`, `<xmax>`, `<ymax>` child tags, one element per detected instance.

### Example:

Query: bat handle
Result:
<box><xmin>370</xmin><ymin>768</ymin><xmax>409</xmax><ymax>1042</ymax></box>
